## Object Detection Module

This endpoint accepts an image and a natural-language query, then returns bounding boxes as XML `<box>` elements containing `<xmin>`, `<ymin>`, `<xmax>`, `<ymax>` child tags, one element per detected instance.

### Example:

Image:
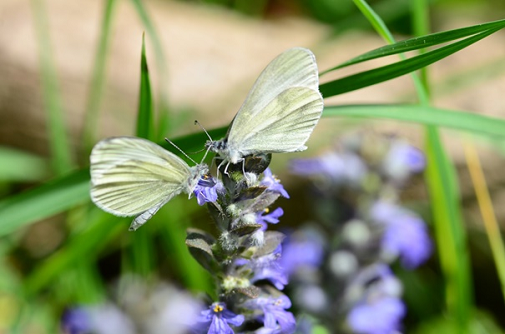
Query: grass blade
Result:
<box><xmin>30</xmin><ymin>0</ymin><xmax>73</xmax><ymax>175</ymax></box>
<box><xmin>425</xmin><ymin>127</ymin><xmax>473</xmax><ymax>327</ymax></box>
<box><xmin>129</xmin><ymin>0</ymin><xmax>170</xmax><ymax>136</ymax></box>
<box><xmin>412</xmin><ymin>0</ymin><xmax>472</xmax><ymax>328</ymax></box>
<box><xmin>136</xmin><ymin>33</ymin><xmax>154</xmax><ymax>140</ymax></box>
<box><xmin>352</xmin><ymin>0</ymin><xmax>395</xmax><ymax>43</ymax></box>
<box><xmin>82</xmin><ymin>0</ymin><xmax>118</xmax><ymax>153</ymax></box>
<box><xmin>464</xmin><ymin>141</ymin><xmax>505</xmax><ymax>304</ymax></box>
<box><xmin>321</xmin><ymin>18</ymin><xmax>505</xmax><ymax>74</ymax></box>
<box><xmin>23</xmin><ymin>212</ymin><xmax>124</xmax><ymax>296</ymax></box>
<box><xmin>159</xmin><ymin>203</ymin><xmax>213</xmax><ymax>294</ymax></box>
<box><xmin>0</xmin><ymin>147</ymin><xmax>49</xmax><ymax>182</ymax></box>
<box><xmin>319</xmin><ymin>27</ymin><xmax>503</xmax><ymax>98</ymax></box>
<box><xmin>0</xmin><ymin>168</ymin><xmax>90</xmax><ymax>236</ymax></box>
<box><xmin>323</xmin><ymin>104</ymin><xmax>505</xmax><ymax>138</ymax></box>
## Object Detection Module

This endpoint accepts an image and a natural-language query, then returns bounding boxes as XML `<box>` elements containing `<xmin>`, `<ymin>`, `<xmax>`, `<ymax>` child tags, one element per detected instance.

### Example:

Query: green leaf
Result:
<box><xmin>159</xmin><ymin>204</ymin><xmax>213</xmax><ymax>295</ymax></box>
<box><xmin>124</xmin><ymin>226</ymin><xmax>156</xmax><ymax>276</ymax></box>
<box><xmin>23</xmin><ymin>211</ymin><xmax>125</xmax><ymax>296</ymax></box>
<box><xmin>0</xmin><ymin>147</ymin><xmax>49</xmax><ymax>182</ymax></box>
<box><xmin>82</xmin><ymin>0</ymin><xmax>118</xmax><ymax>153</ymax></box>
<box><xmin>321</xmin><ymin>18</ymin><xmax>505</xmax><ymax>74</ymax></box>
<box><xmin>425</xmin><ymin>126</ymin><xmax>473</xmax><ymax>328</ymax></box>
<box><xmin>0</xmin><ymin>168</ymin><xmax>90</xmax><ymax>236</ymax></box>
<box><xmin>352</xmin><ymin>0</ymin><xmax>395</xmax><ymax>43</ymax></box>
<box><xmin>319</xmin><ymin>26</ymin><xmax>503</xmax><ymax>98</ymax></box>
<box><xmin>129</xmin><ymin>0</ymin><xmax>170</xmax><ymax>133</ymax></box>
<box><xmin>136</xmin><ymin>33</ymin><xmax>154</xmax><ymax>140</ymax></box>
<box><xmin>30</xmin><ymin>0</ymin><xmax>73</xmax><ymax>175</ymax></box>
<box><xmin>323</xmin><ymin>104</ymin><xmax>505</xmax><ymax>138</ymax></box>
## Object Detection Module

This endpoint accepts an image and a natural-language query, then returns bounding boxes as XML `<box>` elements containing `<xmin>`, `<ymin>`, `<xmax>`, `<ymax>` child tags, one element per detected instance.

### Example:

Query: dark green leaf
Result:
<box><xmin>319</xmin><ymin>27</ymin><xmax>503</xmax><ymax>97</ymax></box>
<box><xmin>136</xmin><ymin>33</ymin><xmax>154</xmax><ymax>140</ymax></box>
<box><xmin>321</xmin><ymin>18</ymin><xmax>505</xmax><ymax>74</ymax></box>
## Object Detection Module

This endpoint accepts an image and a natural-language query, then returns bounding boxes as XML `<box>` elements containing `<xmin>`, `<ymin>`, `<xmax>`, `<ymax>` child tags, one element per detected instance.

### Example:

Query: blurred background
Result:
<box><xmin>1</xmin><ymin>0</ymin><xmax>505</xmax><ymax>332</ymax></box>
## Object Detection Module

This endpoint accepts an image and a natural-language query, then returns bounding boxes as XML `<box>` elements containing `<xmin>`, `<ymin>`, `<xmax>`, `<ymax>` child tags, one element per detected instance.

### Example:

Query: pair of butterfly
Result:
<box><xmin>90</xmin><ymin>47</ymin><xmax>324</xmax><ymax>231</ymax></box>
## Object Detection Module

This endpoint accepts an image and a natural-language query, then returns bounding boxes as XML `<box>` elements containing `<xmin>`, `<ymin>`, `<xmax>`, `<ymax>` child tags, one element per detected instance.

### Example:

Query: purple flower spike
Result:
<box><xmin>382</xmin><ymin>216</ymin><xmax>432</xmax><ymax>269</ymax></box>
<box><xmin>257</xmin><ymin>207</ymin><xmax>284</xmax><ymax>230</ymax></box>
<box><xmin>245</xmin><ymin>296</ymin><xmax>296</xmax><ymax>334</ymax></box>
<box><xmin>347</xmin><ymin>297</ymin><xmax>405</xmax><ymax>334</ymax></box>
<box><xmin>261</xmin><ymin>168</ymin><xmax>290</xmax><ymax>199</ymax></box>
<box><xmin>197</xmin><ymin>302</ymin><xmax>244</xmax><ymax>334</ymax></box>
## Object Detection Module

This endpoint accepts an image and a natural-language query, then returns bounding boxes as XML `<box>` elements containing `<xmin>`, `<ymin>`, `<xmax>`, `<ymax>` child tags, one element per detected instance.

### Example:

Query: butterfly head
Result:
<box><xmin>187</xmin><ymin>163</ymin><xmax>212</xmax><ymax>192</ymax></box>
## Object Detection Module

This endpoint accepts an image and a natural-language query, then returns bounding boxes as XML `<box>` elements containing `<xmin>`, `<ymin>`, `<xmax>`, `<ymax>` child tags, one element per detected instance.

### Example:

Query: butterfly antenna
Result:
<box><xmin>195</xmin><ymin>120</ymin><xmax>213</xmax><ymax>142</ymax></box>
<box><xmin>164</xmin><ymin>138</ymin><xmax>197</xmax><ymax>165</ymax></box>
<box><xmin>195</xmin><ymin>120</ymin><xmax>214</xmax><ymax>164</ymax></box>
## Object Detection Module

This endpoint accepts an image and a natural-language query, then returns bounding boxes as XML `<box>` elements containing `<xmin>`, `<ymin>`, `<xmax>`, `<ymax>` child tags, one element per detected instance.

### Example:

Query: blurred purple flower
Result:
<box><xmin>61</xmin><ymin>308</ymin><xmax>91</xmax><ymax>334</ymax></box>
<box><xmin>371</xmin><ymin>201</ymin><xmax>432</xmax><ymax>268</ymax></box>
<box><xmin>382</xmin><ymin>216</ymin><xmax>432</xmax><ymax>269</ymax></box>
<box><xmin>370</xmin><ymin>201</ymin><xmax>405</xmax><ymax>223</ymax></box>
<box><xmin>197</xmin><ymin>302</ymin><xmax>244</xmax><ymax>334</ymax></box>
<box><xmin>347</xmin><ymin>297</ymin><xmax>405</xmax><ymax>334</ymax></box>
<box><xmin>280</xmin><ymin>231</ymin><xmax>324</xmax><ymax>277</ymax></box>
<box><xmin>257</xmin><ymin>207</ymin><xmax>284</xmax><ymax>230</ymax></box>
<box><xmin>346</xmin><ymin>265</ymin><xmax>405</xmax><ymax>334</ymax></box>
<box><xmin>146</xmin><ymin>285</ymin><xmax>204</xmax><ymax>334</ymax></box>
<box><xmin>382</xmin><ymin>142</ymin><xmax>425</xmax><ymax>182</ymax></box>
<box><xmin>261</xmin><ymin>168</ymin><xmax>290</xmax><ymax>198</ymax></box>
<box><xmin>61</xmin><ymin>304</ymin><xmax>134</xmax><ymax>334</ymax></box>
<box><xmin>245</xmin><ymin>295</ymin><xmax>296</xmax><ymax>334</ymax></box>
<box><xmin>294</xmin><ymin>317</ymin><xmax>313</xmax><ymax>334</ymax></box>
<box><xmin>290</xmin><ymin>153</ymin><xmax>366</xmax><ymax>185</ymax></box>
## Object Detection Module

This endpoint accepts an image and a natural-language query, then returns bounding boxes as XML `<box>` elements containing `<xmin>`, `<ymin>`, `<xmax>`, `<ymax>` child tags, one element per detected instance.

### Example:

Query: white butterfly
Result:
<box><xmin>90</xmin><ymin>137</ymin><xmax>211</xmax><ymax>231</ymax></box>
<box><xmin>205</xmin><ymin>47</ymin><xmax>324</xmax><ymax>172</ymax></box>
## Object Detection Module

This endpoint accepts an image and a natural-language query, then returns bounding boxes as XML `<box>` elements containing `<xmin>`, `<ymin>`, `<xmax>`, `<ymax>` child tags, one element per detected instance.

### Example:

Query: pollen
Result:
<box><xmin>213</xmin><ymin>304</ymin><xmax>224</xmax><ymax>313</ymax></box>
<box><xmin>264</xmin><ymin>208</ymin><xmax>270</xmax><ymax>213</ymax></box>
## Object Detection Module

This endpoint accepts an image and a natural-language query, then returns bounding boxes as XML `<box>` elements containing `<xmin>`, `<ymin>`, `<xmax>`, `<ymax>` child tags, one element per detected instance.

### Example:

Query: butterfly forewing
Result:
<box><xmin>229</xmin><ymin>87</ymin><xmax>323</xmax><ymax>155</ymax></box>
<box><xmin>90</xmin><ymin>137</ymin><xmax>191</xmax><ymax>217</ymax></box>
<box><xmin>228</xmin><ymin>48</ymin><xmax>320</xmax><ymax>135</ymax></box>
<box><xmin>224</xmin><ymin>47</ymin><xmax>323</xmax><ymax>159</ymax></box>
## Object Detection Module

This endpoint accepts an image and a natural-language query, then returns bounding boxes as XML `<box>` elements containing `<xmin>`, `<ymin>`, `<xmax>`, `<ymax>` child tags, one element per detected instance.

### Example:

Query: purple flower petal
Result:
<box><xmin>197</xmin><ymin>302</ymin><xmax>244</xmax><ymax>334</ymax></box>
<box><xmin>261</xmin><ymin>168</ymin><xmax>290</xmax><ymax>199</ymax></box>
<box><xmin>257</xmin><ymin>207</ymin><xmax>284</xmax><ymax>230</ymax></box>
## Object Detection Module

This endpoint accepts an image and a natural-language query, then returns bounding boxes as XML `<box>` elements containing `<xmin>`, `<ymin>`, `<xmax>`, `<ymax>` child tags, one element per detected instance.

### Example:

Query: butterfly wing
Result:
<box><xmin>90</xmin><ymin>137</ymin><xmax>191</xmax><ymax>222</ymax></box>
<box><xmin>226</xmin><ymin>48</ymin><xmax>322</xmax><ymax>155</ymax></box>
<box><xmin>230</xmin><ymin>87</ymin><xmax>323</xmax><ymax>155</ymax></box>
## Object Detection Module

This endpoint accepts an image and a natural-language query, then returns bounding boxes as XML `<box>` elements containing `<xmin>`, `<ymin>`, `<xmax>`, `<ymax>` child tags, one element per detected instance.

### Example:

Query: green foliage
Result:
<box><xmin>2</xmin><ymin>0</ymin><xmax>505</xmax><ymax>332</ymax></box>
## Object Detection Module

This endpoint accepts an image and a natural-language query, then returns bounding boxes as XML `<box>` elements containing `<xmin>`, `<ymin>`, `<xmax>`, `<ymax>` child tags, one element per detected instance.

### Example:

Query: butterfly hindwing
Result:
<box><xmin>90</xmin><ymin>137</ymin><xmax>191</xmax><ymax>217</ymax></box>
